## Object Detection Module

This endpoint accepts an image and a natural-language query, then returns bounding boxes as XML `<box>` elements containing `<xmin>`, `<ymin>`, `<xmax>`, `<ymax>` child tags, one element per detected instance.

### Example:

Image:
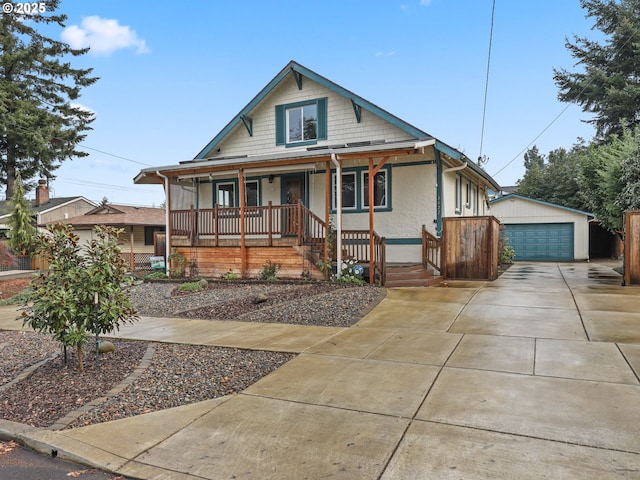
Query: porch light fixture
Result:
<box><xmin>268</xmin><ymin>175</ymin><xmax>274</xmax><ymax>183</ymax></box>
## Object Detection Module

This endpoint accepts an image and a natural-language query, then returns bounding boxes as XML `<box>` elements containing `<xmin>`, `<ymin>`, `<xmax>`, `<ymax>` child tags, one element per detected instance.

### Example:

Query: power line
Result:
<box><xmin>491</xmin><ymin>10</ymin><xmax>637</xmax><ymax>180</ymax></box>
<box><xmin>478</xmin><ymin>0</ymin><xmax>496</xmax><ymax>163</ymax></box>
<box><xmin>3</xmin><ymin>103</ymin><xmax>154</xmax><ymax>168</ymax></box>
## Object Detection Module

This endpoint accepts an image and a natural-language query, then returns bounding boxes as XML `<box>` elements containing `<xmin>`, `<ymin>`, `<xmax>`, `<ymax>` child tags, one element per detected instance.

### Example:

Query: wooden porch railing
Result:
<box><xmin>171</xmin><ymin>202</ymin><xmax>303</xmax><ymax>246</ymax></box>
<box><xmin>170</xmin><ymin>203</ymin><xmax>387</xmax><ymax>284</ymax></box>
<box><xmin>422</xmin><ymin>224</ymin><xmax>441</xmax><ymax>272</ymax></box>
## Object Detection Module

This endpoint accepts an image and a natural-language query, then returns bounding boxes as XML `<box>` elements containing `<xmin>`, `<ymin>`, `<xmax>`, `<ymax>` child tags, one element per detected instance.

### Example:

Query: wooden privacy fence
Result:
<box><xmin>441</xmin><ymin>216</ymin><xmax>500</xmax><ymax>280</ymax></box>
<box><xmin>624</xmin><ymin>211</ymin><xmax>640</xmax><ymax>286</ymax></box>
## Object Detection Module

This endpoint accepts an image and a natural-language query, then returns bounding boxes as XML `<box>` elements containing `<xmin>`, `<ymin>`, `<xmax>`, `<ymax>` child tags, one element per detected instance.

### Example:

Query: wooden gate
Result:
<box><xmin>624</xmin><ymin>211</ymin><xmax>640</xmax><ymax>286</ymax></box>
<box><xmin>441</xmin><ymin>216</ymin><xmax>500</xmax><ymax>280</ymax></box>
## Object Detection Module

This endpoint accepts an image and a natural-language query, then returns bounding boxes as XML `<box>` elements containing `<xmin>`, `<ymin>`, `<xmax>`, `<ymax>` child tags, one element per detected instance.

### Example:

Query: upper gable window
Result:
<box><xmin>276</xmin><ymin>98</ymin><xmax>327</xmax><ymax>147</ymax></box>
<box><xmin>287</xmin><ymin>104</ymin><xmax>317</xmax><ymax>143</ymax></box>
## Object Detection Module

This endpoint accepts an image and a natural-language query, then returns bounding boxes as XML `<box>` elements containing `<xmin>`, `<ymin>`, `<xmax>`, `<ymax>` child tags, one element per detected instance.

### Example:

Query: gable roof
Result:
<box><xmin>48</xmin><ymin>204</ymin><xmax>165</xmax><ymax>227</ymax></box>
<box><xmin>490</xmin><ymin>194</ymin><xmax>593</xmax><ymax>217</ymax></box>
<box><xmin>194</xmin><ymin>60</ymin><xmax>432</xmax><ymax>160</ymax></box>
<box><xmin>134</xmin><ymin>60</ymin><xmax>499</xmax><ymax>191</ymax></box>
<box><xmin>0</xmin><ymin>196</ymin><xmax>95</xmax><ymax>218</ymax></box>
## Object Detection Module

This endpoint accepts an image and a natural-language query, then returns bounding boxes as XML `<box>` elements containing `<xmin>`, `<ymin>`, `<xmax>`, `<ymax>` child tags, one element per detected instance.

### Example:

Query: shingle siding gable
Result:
<box><xmin>211</xmin><ymin>75</ymin><xmax>413</xmax><ymax>159</ymax></box>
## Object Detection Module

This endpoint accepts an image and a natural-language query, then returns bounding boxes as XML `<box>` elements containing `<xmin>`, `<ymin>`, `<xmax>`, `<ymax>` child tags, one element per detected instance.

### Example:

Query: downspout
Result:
<box><xmin>331</xmin><ymin>153</ymin><xmax>342</xmax><ymax>276</ymax></box>
<box><xmin>156</xmin><ymin>171</ymin><xmax>171</xmax><ymax>277</ymax></box>
<box><xmin>435</xmin><ymin>151</ymin><xmax>443</xmax><ymax>237</ymax></box>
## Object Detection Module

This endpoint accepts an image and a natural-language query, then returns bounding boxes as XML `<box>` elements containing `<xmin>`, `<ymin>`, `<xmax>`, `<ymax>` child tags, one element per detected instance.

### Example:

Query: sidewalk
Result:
<box><xmin>1</xmin><ymin>262</ymin><xmax>640</xmax><ymax>479</ymax></box>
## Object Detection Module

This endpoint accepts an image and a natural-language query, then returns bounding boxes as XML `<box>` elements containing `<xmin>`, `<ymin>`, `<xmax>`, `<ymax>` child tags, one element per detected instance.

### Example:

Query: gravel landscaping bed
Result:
<box><xmin>0</xmin><ymin>280</ymin><xmax>385</xmax><ymax>429</ymax></box>
<box><xmin>131</xmin><ymin>281</ymin><xmax>384</xmax><ymax>327</ymax></box>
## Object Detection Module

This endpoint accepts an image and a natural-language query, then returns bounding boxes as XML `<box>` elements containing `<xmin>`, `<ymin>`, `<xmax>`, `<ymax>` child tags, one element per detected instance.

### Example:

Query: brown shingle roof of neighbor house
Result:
<box><xmin>49</xmin><ymin>204</ymin><xmax>165</xmax><ymax>227</ymax></box>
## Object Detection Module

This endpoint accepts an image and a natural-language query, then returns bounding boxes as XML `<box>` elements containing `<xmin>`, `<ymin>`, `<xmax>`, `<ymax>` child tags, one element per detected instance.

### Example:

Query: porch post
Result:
<box><xmin>239</xmin><ymin>169</ymin><xmax>247</xmax><ymax>277</ymax></box>
<box><xmin>368</xmin><ymin>156</ymin><xmax>390</xmax><ymax>284</ymax></box>
<box><xmin>324</xmin><ymin>160</ymin><xmax>331</xmax><ymax>271</ymax></box>
<box><xmin>130</xmin><ymin>226</ymin><xmax>135</xmax><ymax>271</ymax></box>
<box><xmin>368</xmin><ymin>158</ymin><xmax>375</xmax><ymax>284</ymax></box>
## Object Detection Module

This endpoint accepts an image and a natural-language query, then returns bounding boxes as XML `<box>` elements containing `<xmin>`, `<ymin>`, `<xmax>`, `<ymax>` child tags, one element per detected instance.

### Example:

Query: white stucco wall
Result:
<box><xmin>489</xmin><ymin>196</ymin><xmax>590</xmax><ymax>260</ymax></box>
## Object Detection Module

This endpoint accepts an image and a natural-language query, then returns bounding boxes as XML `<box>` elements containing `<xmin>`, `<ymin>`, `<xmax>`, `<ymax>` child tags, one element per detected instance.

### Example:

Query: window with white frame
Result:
<box><xmin>217</xmin><ymin>183</ymin><xmax>235</xmax><ymax>208</ymax></box>
<box><xmin>362</xmin><ymin>170</ymin><xmax>387</xmax><ymax>208</ymax></box>
<box><xmin>287</xmin><ymin>104</ymin><xmax>317</xmax><ymax>143</ymax></box>
<box><xmin>275</xmin><ymin>98</ymin><xmax>327</xmax><ymax>147</ymax></box>
<box><xmin>332</xmin><ymin>172</ymin><xmax>356</xmax><ymax>209</ymax></box>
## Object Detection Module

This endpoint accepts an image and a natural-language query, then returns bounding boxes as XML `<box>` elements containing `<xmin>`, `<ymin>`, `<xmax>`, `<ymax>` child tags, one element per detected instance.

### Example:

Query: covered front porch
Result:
<box><xmin>136</xmin><ymin>139</ymin><xmax>448</xmax><ymax>285</ymax></box>
<box><xmin>169</xmin><ymin>201</ymin><xmax>389</xmax><ymax>282</ymax></box>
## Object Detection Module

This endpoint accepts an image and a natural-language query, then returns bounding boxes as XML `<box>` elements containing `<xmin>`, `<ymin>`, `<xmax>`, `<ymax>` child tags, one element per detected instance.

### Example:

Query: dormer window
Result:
<box><xmin>276</xmin><ymin>98</ymin><xmax>327</xmax><ymax>147</ymax></box>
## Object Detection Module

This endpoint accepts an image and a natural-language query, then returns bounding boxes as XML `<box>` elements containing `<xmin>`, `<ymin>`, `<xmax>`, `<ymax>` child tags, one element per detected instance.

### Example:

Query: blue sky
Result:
<box><xmin>29</xmin><ymin>0</ymin><xmax>599</xmax><ymax>206</ymax></box>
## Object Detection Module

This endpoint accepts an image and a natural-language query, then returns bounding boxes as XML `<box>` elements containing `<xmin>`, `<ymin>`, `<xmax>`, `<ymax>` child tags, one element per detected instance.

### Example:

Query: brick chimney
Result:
<box><xmin>35</xmin><ymin>179</ymin><xmax>49</xmax><ymax>206</ymax></box>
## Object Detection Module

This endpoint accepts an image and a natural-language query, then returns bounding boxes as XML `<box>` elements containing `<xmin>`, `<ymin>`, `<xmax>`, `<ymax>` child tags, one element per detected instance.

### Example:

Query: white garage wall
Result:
<box><xmin>489</xmin><ymin>196</ymin><xmax>591</xmax><ymax>261</ymax></box>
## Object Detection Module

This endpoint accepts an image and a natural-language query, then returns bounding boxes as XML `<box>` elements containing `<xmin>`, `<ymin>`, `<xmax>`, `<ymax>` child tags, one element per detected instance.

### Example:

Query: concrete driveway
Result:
<box><xmin>1</xmin><ymin>261</ymin><xmax>639</xmax><ymax>479</ymax></box>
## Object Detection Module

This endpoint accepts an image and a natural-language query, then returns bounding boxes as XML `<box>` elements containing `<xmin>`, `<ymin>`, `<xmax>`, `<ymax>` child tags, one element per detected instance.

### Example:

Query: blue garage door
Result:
<box><xmin>505</xmin><ymin>223</ymin><xmax>574</xmax><ymax>261</ymax></box>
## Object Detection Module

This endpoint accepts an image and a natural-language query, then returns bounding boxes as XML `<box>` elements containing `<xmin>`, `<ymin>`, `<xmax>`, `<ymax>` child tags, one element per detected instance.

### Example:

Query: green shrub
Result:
<box><xmin>221</xmin><ymin>271</ymin><xmax>239</xmax><ymax>280</ymax></box>
<box><xmin>259</xmin><ymin>260</ymin><xmax>281</xmax><ymax>281</ymax></box>
<box><xmin>144</xmin><ymin>271</ymin><xmax>168</xmax><ymax>281</ymax></box>
<box><xmin>334</xmin><ymin>258</ymin><xmax>366</xmax><ymax>285</ymax></box>
<box><xmin>500</xmin><ymin>245</ymin><xmax>516</xmax><ymax>265</ymax></box>
<box><xmin>179</xmin><ymin>281</ymin><xmax>203</xmax><ymax>292</ymax></box>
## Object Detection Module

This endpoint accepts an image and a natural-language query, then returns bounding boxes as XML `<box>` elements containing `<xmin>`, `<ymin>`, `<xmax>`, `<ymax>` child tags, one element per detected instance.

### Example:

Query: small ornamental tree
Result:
<box><xmin>21</xmin><ymin>224</ymin><xmax>138</xmax><ymax>371</ymax></box>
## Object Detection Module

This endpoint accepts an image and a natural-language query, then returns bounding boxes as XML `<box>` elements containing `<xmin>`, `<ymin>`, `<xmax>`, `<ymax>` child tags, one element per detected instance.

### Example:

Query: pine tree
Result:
<box><xmin>553</xmin><ymin>0</ymin><xmax>640</xmax><ymax>140</ymax></box>
<box><xmin>7</xmin><ymin>170</ymin><xmax>37</xmax><ymax>255</ymax></box>
<box><xmin>0</xmin><ymin>0</ymin><xmax>98</xmax><ymax>198</ymax></box>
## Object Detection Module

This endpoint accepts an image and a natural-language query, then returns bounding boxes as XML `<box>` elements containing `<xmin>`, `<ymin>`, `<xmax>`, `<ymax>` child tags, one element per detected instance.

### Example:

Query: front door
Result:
<box><xmin>282</xmin><ymin>174</ymin><xmax>305</xmax><ymax>235</ymax></box>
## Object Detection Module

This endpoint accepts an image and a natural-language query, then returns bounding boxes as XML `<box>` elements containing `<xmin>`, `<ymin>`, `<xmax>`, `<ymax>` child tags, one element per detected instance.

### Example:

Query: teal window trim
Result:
<box><xmin>275</xmin><ymin>97</ymin><xmax>327</xmax><ymax>147</ymax></box>
<box><xmin>330</xmin><ymin>165</ymin><xmax>392</xmax><ymax>213</ymax></box>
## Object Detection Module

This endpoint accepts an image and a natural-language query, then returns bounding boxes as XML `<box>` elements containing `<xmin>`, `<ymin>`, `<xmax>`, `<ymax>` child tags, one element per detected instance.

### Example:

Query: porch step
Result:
<box><xmin>384</xmin><ymin>263</ymin><xmax>443</xmax><ymax>288</ymax></box>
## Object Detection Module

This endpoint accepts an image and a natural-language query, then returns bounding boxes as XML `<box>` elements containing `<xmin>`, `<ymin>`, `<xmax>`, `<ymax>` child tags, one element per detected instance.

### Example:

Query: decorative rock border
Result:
<box><xmin>49</xmin><ymin>344</ymin><xmax>156</xmax><ymax>431</ymax></box>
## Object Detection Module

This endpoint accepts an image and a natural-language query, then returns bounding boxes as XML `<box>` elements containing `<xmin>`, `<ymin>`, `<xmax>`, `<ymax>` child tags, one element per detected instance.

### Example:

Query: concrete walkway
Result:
<box><xmin>1</xmin><ymin>261</ymin><xmax>640</xmax><ymax>479</ymax></box>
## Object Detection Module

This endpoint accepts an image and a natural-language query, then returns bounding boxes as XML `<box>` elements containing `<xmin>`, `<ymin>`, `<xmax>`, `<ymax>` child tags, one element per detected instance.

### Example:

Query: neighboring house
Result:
<box><xmin>489</xmin><ymin>194</ymin><xmax>593</xmax><ymax>261</ymax></box>
<box><xmin>134</xmin><ymin>60</ymin><xmax>500</xmax><ymax>284</ymax></box>
<box><xmin>52</xmin><ymin>203</ymin><xmax>166</xmax><ymax>271</ymax></box>
<box><xmin>0</xmin><ymin>179</ymin><xmax>96</xmax><ymax>239</ymax></box>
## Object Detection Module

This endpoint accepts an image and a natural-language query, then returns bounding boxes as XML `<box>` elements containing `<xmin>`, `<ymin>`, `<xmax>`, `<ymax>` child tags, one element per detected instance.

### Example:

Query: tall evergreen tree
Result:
<box><xmin>7</xmin><ymin>170</ymin><xmax>37</xmax><ymax>255</ymax></box>
<box><xmin>553</xmin><ymin>0</ymin><xmax>640</xmax><ymax>140</ymax></box>
<box><xmin>0</xmin><ymin>0</ymin><xmax>98</xmax><ymax>198</ymax></box>
<box><xmin>516</xmin><ymin>143</ymin><xmax>590</xmax><ymax>212</ymax></box>
<box><xmin>578</xmin><ymin>126</ymin><xmax>640</xmax><ymax>234</ymax></box>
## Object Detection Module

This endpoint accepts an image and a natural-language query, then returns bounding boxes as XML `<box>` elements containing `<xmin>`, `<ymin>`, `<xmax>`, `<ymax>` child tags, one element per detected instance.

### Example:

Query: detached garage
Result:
<box><xmin>489</xmin><ymin>194</ymin><xmax>592</xmax><ymax>261</ymax></box>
